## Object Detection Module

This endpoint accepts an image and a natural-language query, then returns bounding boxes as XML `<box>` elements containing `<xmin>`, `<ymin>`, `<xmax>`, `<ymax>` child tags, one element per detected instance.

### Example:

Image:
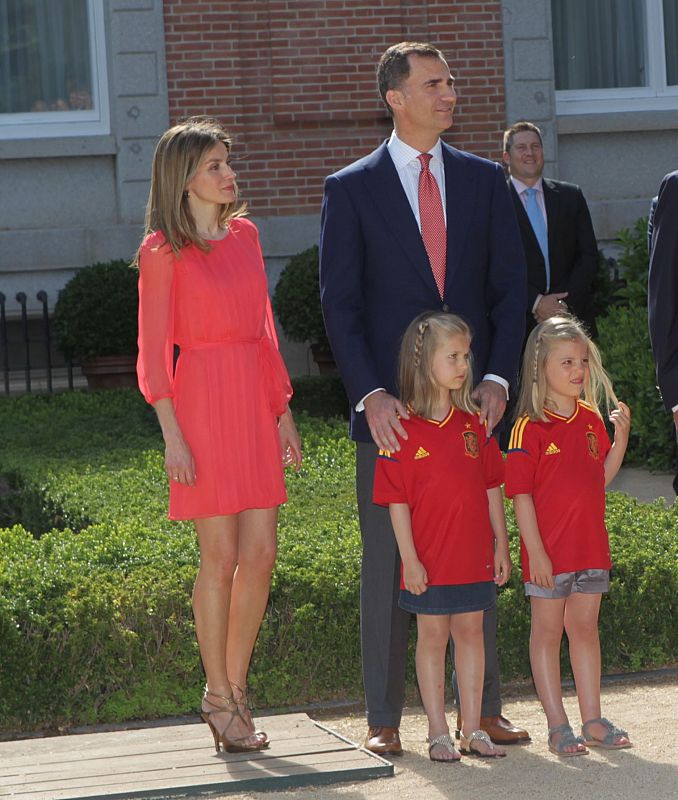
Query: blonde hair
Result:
<box><xmin>398</xmin><ymin>311</ymin><xmax>477</xmax><ymax>418</ymax></box>
<box><xmin>516</xmin><ymin>315</ymin><xmax>618</xmax><ymax>422</ymax></box>
<box><xmin>133</xmin><ymin>117</ymin><xmax>246</xmax><ymax>265</ymax></box>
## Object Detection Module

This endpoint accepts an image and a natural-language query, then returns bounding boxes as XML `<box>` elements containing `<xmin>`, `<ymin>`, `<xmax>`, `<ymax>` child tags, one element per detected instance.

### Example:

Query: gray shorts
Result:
<box><xmin>525</xmin><ymin>569</ymin><xmax>610</xmax><ymax>599</ymax></box>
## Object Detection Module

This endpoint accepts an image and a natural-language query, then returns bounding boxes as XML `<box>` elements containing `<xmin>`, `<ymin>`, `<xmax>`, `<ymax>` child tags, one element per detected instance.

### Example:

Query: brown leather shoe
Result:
<box><xmin>364</xmin><ymin>725</ymin><xmax>403</xmax><ymax>755</ymax></box>
<box><xmin>455</xmin><ymin>713</ymin><xmax>531</xmax><ymax>745</ymax></box>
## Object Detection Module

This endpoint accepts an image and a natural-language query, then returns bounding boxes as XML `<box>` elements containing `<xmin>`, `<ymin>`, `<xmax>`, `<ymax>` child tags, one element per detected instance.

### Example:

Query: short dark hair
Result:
<box><xmin>503</xmin><ymin>121</ymin><xmax>543</xmax><ymax>153</ymax></box>
<box><xmin>377</xmin><ymin>42</ymin><xmax>445</xmax><ymax>114</ymax></box>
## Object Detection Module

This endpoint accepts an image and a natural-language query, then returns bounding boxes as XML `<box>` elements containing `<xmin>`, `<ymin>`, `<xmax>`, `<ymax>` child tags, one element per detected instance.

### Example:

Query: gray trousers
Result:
<box><xmin>356</xmin><ymin>441</ymin><xmax>410</xmax><ymax>727</ymax></box>
<box><xmin>357</xmin><ymin>441</ymin><xmax>502</xmax><ymax>726</ymax></box>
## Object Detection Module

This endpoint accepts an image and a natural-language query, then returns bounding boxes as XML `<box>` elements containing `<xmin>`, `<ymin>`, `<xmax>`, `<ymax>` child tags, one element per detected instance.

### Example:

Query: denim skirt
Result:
<box><xmin>399</xmin><ymin>580</ymin><xmax>496</xmax><ymax>615</ymax></box>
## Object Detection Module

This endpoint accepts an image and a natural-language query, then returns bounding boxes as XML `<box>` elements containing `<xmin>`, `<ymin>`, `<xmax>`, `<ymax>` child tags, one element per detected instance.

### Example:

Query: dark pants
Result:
<box><xmin>356</xmin><ymin>441</ymin><xmax>503</xmax><ymax>726</ymax></box>
<box><xmin>674</xmin><ymin>425</ymin><xmax>678</xmax><ymax>495</ymax></box>
<box><xmin>356</xmin><ymin>442</ymin><xmax>410</xmax><ymax>727</ymax></box>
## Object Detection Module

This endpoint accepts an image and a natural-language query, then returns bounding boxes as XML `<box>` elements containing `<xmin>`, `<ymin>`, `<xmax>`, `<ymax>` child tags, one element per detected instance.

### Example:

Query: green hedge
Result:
<box><xmin>0</xmin><ymin>391</ymin><xmax>676</xmax><ymax>731</ymax></box>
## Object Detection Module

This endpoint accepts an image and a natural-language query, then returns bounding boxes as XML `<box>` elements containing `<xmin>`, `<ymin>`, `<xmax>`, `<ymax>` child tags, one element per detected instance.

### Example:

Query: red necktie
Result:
<box><xmin>418</xmin><ymin>153</ymin><xmax>447</xmax><ymax>298</ymax></box>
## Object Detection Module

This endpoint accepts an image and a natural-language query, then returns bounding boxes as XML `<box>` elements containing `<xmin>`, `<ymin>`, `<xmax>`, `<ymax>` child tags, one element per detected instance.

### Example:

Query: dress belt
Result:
<box><xmin>179</xmin><ymin>336</ymin><xmax>292</xmax><ymax>415</ymax></box>
<box><xmin>181</xmin><ymin>337</ymin><xmax>259</xmax><ymax>350</ymax></box>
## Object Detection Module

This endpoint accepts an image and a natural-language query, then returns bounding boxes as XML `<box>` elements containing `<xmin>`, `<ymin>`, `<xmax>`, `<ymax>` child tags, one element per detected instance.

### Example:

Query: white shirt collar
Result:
<box><xmin>511</xmin><ymin>175</ymin><xmax>544</xmax><ymax>195</ymax></box>
<box><xmin>387</xmin><ymin>130</ymin><xmax>443</xmax><ymax>170</ymax></box>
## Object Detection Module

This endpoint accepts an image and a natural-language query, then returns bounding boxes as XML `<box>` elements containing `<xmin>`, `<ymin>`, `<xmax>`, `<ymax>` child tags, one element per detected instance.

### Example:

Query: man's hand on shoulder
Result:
<box><xmin>364</xmin><ymin>391</ymin><xmax>409</xmax><ymax>452</ymax></box>
<box><xmin>472</xmin><ymin>380</ymin><xmax>507</xmax><ymax>437</ymax></box>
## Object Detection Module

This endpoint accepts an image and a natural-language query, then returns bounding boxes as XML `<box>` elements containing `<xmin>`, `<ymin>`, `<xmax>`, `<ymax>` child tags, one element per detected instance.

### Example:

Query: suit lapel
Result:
<box><xmin>362</xmin><ymin>142</ymin><xmax>438</xmax><ymax>294</ymax></box>
<box><xmin>543</xmin><ymin>179</ymin><xmax>560</xmax><ymax>256</ymax></box>
<box><xmin>442</xmin><ymin>144</ymin><xmax>475</xmax><ymax>293</ymax></box>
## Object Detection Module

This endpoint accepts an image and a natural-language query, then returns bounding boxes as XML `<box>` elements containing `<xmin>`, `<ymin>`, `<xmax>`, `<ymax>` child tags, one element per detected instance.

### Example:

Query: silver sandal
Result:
<box><xmin>459</xmin><ymin>729</ymin><xmax>506</xmax><ymax>758</ymax></box>
<box><xmin>428</xmin><ymin>733</ymin><xmax>461</xmax><ymax>763</ymax></box>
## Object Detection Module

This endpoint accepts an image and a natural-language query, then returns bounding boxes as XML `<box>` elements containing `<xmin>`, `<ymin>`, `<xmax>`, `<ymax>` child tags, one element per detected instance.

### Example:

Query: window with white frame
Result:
<box><xmin>0</xmin><ymin>0</ymin><xmax>109</xmax><ymax>139</ymax></box>
<box><xmin>552</xmin><ymin>0</ymin><xmax>678</xmax><ymax>114</ymax></box>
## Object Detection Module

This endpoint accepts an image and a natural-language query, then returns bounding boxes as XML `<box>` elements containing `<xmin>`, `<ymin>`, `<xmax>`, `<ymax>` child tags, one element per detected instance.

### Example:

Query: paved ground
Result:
<box><xmin>223</xmin><ymin>467</ymin><xmax>677</xmax><ymax>799</ymax></box>
<box><xmin>608</xmin><ymin>465</ymin><xmax>675</xmax><ymax>503</ymax></box>
<box><xmin>225</xmin><ymin>674</ymin><xmax>678</xmax><ymax>800</ymax></box>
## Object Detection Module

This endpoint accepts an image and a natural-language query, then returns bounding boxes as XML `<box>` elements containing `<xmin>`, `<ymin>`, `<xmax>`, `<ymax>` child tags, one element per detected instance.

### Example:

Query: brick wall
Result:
<box><xmin>163</xmin><ymin>1</ymin><xmax>506</xmax><ymax>216</ymax></box>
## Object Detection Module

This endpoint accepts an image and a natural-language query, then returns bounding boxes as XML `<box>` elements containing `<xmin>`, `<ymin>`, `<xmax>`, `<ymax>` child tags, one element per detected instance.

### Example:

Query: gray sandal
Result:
<box><xmin>581</xmin><ymin>717</ymin><xmax>632</xmax><ymax>749</ymax></box>
<box><xmin>428</xmin><ymin>733</ymin><xmax>461</xmax><ymax>763</ymax></box>
<box><xmin>548</xmin><ymin>723</ymin><xmax>588</xmax><ymax>757</ymax></box>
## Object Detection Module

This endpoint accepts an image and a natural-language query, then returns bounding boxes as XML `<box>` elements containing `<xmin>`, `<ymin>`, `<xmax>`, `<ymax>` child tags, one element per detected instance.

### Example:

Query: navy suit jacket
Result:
<box><xmin>648</xmin><ymin>170</ymin><xmax>678</xmax><ymax>411</ymax></box>
<box><xmin>509</xmin><ymin>178</ymin><xmax>598</xmax><ymax>337</ymax></box>
<box><xmin>319</xmin><ymin>140</ymin><xmax>527</xmax><ymax>442</ymax></box>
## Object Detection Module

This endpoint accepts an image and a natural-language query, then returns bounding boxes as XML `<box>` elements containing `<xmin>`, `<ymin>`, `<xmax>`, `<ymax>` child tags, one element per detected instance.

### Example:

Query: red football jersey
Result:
<box><xmin>373</xmin><ymin>408</ymin><xmax>504</xmax><ymax>587</ymax></box>
<box><xmin>505</xmin><ymin>401</ymin><xmax>612</xmax><ymax>580</ymax></box>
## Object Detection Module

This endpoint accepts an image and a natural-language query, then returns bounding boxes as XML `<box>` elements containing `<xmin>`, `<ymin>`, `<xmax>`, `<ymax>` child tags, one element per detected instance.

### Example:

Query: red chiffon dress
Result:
<box><xmin>137</xmin><ymin>217</ymin><xmax>292</xmax><ymax>520</ymax></box>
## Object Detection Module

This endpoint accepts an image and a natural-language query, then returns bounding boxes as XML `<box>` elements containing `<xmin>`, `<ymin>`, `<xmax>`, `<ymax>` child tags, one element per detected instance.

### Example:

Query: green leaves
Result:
<box><xmin>0</xmin><ymin>390</ymin><xmax>676</xmax><ymax>730</ymax></box>
<box><xmin>52</xmin><ymin>260</ymin><xmax>138</xmax><ymax>360</ymax></box>
<box><xmin>272</xmin><ymin>245</ymin><xmax>329</xmax><ymax>347</ymax></box>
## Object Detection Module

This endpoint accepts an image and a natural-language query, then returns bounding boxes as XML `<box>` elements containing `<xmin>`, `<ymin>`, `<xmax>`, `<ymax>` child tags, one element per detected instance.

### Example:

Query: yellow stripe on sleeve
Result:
<box><xmin>508</xmin><ymin>415</ymin><xmax>529</xmax><ymax>450</ymax></box>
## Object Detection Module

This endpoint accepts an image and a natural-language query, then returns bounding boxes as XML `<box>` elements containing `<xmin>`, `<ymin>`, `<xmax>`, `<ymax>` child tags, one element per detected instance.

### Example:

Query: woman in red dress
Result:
<box><xmin>135</xmin><ymin>118</ymin><xmax>302</xmax><ymax>753</ymax></box>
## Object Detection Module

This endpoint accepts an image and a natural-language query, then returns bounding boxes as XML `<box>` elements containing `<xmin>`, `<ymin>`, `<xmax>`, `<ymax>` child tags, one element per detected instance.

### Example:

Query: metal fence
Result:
<box><xmin>0</xmin><ymin>291</ymin><xmax>77</xmax><ymax>396</ymax></box>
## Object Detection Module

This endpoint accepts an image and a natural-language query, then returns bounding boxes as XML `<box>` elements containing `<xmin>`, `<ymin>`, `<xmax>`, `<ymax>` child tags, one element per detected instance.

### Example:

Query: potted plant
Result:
<box><xmin>53</xmin><ymin>259</ymin><xmax>139</xmax><ymax>390</ymax></box>
<box><xmin>272</xmin><ymin>245</ymin><xmax>335</xmax><ymax>373</ymax></box>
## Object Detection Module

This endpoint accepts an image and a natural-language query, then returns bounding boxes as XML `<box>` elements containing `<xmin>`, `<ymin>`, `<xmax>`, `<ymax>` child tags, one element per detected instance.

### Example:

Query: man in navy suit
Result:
<box><xmin>648</xmin><ymin>171</ymin><xmax>678</xmax><ymax>494</ymax></box>
<box><xmin>319</xmin><ymin>42</ymin><xmax>529</xmax><ymax>755</ymax></box>
<box><xmin>502</xmin><ymin>121</ymin><xmax>599</xmax><ymax>340</ymax></box>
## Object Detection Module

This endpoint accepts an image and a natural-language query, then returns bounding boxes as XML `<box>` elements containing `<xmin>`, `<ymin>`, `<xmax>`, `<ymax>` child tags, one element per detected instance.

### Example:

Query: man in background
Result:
<box><xmin>503</xmin><ymin>121</ymin><xmax>599</xmax><ymax>339</ymax></box>
<box><xmin>648</xmin><ymin>170</ymin><xmax>678</xmax><ymax>494</ymax></box>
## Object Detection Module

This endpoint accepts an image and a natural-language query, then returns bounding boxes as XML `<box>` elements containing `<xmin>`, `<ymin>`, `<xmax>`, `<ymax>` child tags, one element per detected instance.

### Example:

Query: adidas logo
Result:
<box><xmin>545</xmin><ymin>442</ymin><xmax>560</xmax><ymax>455</ymax></box>
<box><xmin>414</xmin><ymin>446</ymin><xmax>430</xmax><ymax>460</ymax></box>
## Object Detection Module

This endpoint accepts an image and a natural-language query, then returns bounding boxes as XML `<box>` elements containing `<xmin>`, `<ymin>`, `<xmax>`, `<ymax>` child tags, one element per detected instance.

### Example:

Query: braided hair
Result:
<box><xmin>398</xmin><ymin>311</ymin><xmax>477</xmax><ymax>418</ymax></box>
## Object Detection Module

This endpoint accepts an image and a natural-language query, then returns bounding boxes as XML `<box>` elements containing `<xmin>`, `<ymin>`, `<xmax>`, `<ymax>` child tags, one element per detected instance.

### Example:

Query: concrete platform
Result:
<box><xmin>0</xmin><ymin>714</ymin><xmax>393</xmax><ymax>799</ymax></box>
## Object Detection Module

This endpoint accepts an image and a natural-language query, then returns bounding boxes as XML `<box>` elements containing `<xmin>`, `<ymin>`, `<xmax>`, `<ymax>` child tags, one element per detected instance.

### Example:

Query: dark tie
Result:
<box><xmin>417</xmin><ymin>153</ymin><xmax>447</xmax><ymax>298</ymax></box>
<box><xmin>525</xmin><ymin>186</ymin><xmax>551</xmax><ymax>291</ymax></box>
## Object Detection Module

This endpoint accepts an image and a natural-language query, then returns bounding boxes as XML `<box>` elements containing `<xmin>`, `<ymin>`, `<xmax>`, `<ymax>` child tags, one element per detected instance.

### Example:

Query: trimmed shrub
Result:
<box><xmin>53</xmin><ymin>260</ymin><xmax>138</xmax><ymax>360</ymax></box>
<box><xmin>272</xmin><ymin>245</ymin><xmax>328</xmax><ymax>349</ymax></box>
<box><xmin>0</xmin><ymin>391</ymin><xmax>676</xmax><ymax>730</ymax></box>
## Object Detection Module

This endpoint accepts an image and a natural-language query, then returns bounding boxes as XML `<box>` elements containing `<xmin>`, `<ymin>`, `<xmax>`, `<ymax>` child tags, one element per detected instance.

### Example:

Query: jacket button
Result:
<box><xmin>442</xmin><ymin>303</ymin><xmax>449</xmax><ymax>312</ymax></box>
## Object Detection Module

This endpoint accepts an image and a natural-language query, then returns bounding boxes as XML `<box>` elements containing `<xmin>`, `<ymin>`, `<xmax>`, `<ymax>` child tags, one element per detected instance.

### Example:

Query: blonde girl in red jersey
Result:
<box><xmin>505</xmin><ymin>316</ymin><xmax>632</xmax><ymax>757</ymax></box>
<box><xmin>373</xmin><ymin>312</ymin><xmax>510</xmax><ymax>763</ymax></box>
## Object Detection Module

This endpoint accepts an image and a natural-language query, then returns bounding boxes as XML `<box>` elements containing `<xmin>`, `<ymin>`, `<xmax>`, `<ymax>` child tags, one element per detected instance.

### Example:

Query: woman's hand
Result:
<box><xmin>165</xmin><ymin>432</ymin><xmax>196</xmax><ymax>486</ymax></box>
<box><xmin>279</xmin><ymin>408</ymin><xmax>302</xmax><ymax>471</ymax></box>
<box><xmin>402</xmin><ymin>558</ymin><xmax>428</xmax><ymax>595</ymax></box>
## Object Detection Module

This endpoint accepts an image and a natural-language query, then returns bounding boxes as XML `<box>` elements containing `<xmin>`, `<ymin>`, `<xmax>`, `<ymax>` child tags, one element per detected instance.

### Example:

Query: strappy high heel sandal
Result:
<box><xmin>231</xmin><ymin>682</ymin><xmax>269</xmax><ymax>748</ymax></box>
<box><xmin>201</xmin><ymin>688</ymin><xmax>268</xmax><ymax>754</ymax></box>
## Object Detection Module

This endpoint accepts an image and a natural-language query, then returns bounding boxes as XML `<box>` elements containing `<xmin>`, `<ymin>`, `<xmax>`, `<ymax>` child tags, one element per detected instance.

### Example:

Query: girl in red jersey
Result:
<box><xmin>505</xmin><ymin>316</ymin><xmax>632</xmax><ymax>757</ymax></box>
<box><xmin>373</xmin><ymin>311</ymin><xmax>510</xmax><ymax>762</ymax></box>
